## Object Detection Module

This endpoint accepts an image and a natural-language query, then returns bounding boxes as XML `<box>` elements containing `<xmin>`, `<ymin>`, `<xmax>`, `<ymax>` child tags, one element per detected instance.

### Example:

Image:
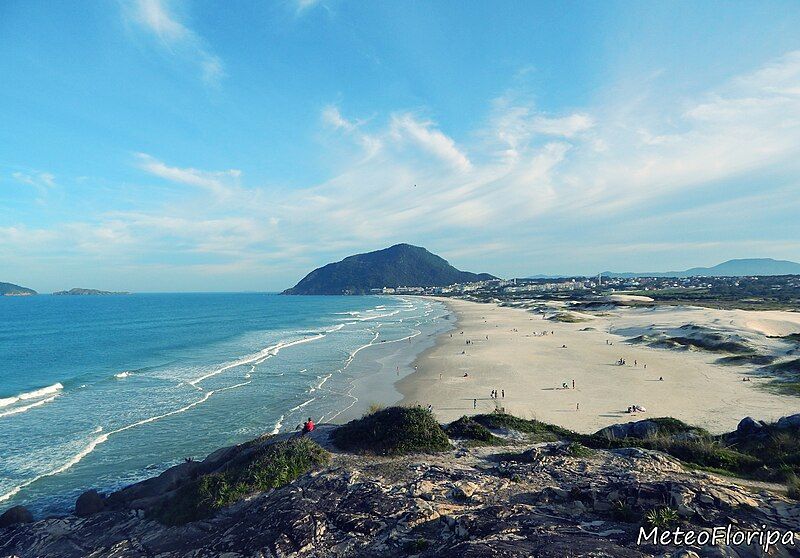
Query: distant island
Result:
<box><xmin>283</xmin><ymin>243</ymin><xmax>496</xmax><ymax>295</ymax></box>
<box><xmin>52</xmin><ymin>288</ymin><xmax>130</xmax><ymax>296</ymax></box>
<box><xmin>602</xmin><ymin>258</ymin><xmax>800</xmax><ymax>278</ymax></box>
<box><xmin>0</xmin><ymin>282</ymin><xmax>37</xmax><ymax>296</ymax></box>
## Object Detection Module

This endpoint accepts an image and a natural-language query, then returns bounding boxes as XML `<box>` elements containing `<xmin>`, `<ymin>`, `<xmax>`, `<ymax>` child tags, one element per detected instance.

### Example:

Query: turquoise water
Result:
<box><xmin>0</xmin><ymin>293</ymin><xmax>448</xmax><ymax>516</ymax></box>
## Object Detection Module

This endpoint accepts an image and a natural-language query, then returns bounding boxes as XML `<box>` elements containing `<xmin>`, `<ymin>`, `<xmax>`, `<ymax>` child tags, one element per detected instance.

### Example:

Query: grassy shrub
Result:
<box><xmin>787</xmin><ymin>475</ymin><xmax>800</xmax><ymax>500</ymax></box>
<box><xmin>446</xmin><ymin>416</ymin><xmax>502</xmax><ymax>445</ymax></box>
<box><xmin>566</xmin><ymin>442</ymin><xmax>595</xmax><ymax>458</ymax></box>
<box><xmin>548</xmin><ymin>312</ymin><xmax>587</xmax><ymax>323</ymax></box>
<box><xmin>149</xmin><ymin>437</ymin><xmax>329</xmax><ymax>525</ymax></box>
<box><xmin>331</xmin><ymin>406</ymin><xmax>451</xmax><ymax>455</ymax></box>
<box><xmin>645</xmin><ymin>507</ymin><xmax>679</xmax><ymax>528</ymax></box>
<box><xmin>472</xmin><ymin>412</ymin><xmax>577</xmax><ymax>442</ymax></box>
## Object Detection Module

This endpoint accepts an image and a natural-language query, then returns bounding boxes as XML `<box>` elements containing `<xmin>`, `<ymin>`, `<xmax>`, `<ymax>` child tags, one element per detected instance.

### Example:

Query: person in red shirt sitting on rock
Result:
<box><xmin>302</xmin><ymin>417</ymin><xmax>315</xmax><ymax>436</ymax></box>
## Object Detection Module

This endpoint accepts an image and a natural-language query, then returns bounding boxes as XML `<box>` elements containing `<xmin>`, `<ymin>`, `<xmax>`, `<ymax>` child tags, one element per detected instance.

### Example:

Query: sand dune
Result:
<box><xmin>400</xmin><ymin>298</ymin><xmax>799</xmax><ymax>434</ymax></box>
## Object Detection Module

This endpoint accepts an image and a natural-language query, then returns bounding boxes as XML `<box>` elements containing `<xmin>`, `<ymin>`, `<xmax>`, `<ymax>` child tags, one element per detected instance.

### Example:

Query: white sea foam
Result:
<box><xmin>289</xmin><ymin>398</ymin><xmax>316</xmax><ymax>412</ymax></box>
<box><xmin>0</xmin><ymin>379</ymin><xmax>252</xmax><ymax>503</ymax></box>
<box><xmin>114</xmin><ymin>371</ymin><xmax>131</xmax><ymax>379</ymax></box>
<box><xmin>188</xmin><ymin>334</ymin><xmax>325</xmax><ymax>387</ymax></box>
<box><xmin>0</xmin><ymin>383</ymin><xmax>64</xmax><ymax>408</ymax></box>
<box><xmin>270</xmin><ymin>414</ymin><xmax>285</xmax><ymax>435</ymax></box>
<box><xmin>0</xmin><ymin>395</ymin><xmax>59</xmax><ymax>418</ymax></box>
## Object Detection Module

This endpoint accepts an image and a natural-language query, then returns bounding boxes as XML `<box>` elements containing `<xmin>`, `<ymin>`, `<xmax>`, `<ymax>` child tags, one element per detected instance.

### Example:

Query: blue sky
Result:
<box><xmin>2</xmin><ymin>1</ymin><xmax>800</xmax><ymax>292</ymax></box>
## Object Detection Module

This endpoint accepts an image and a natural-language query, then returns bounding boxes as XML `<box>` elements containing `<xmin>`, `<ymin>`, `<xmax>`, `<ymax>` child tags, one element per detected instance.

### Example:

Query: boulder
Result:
<box><xmin>75</xmin><ymin>489</ymin><xmax>105</xmax><ymax>517</ymax></box>
<box><xmin>776</xmin><ymin>413</ymin><xmax>800</xmax><ymax>430</ymax></box>
<box><xmin>0</xmin><ymin>505</ymin><xmax>33</xmax><ymax>527</ymax></box>
<box><xmin>597</xmin><ymin>420</ymin><xmax>658</xmax><ymax>440</ymax></box>
<box><xmin>736</xmin><ymin>417</ymin><xmax>763</xmax><ymax>435</ymax></box>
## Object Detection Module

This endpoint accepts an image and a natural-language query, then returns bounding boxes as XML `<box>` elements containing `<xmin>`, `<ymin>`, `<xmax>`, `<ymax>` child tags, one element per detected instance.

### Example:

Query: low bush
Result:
<box><xmin>149</xmin><ymin>437</ymin><xmax>329</xmax><ymax>525</ymax></box>
<box><xmin>446</xmin><ymin>416</ymin><xmax>502</xmax><ymax>444</ymax></box>
<box><xmin>331</xmin><ymin>406</ymin><xmax>451</xmax><ymax>455</ymax></box>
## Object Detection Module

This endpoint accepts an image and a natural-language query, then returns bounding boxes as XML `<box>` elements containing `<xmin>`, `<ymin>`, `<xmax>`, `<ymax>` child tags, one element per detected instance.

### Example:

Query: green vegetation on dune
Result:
<box><xmin>472</xmin><ymin>412</ymin><xmax>578</xmax><ymax>442</ymax></box>
<box><xmin>332</xmin><ymin>406</ymin><xmax>451</xmax><ymax>455</ymax></box>
<box><xmin>547</xmin><ymin>312</ymin><xmax>588</xmax><ymax>323</ymax></box>
<box><xmin>149</xmin><ymin>437</ymin><xmax>329</xmax><ymax>525</ymax></box>
<box><xmin>446</xmin><ymin>416</ymin><xmax>503</xmax><ymax>445</ymax></box>
<box><xmin>716</xmin><ymin>354</ymin><xmax>776</xmax><ymax>366</ymax></box>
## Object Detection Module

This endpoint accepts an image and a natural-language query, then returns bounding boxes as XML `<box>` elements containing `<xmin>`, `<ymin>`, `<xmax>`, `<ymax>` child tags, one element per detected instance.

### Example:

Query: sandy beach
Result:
<box><xmin>399</xmin><ymin>297</ymin><xmax>800</xmax><ymax>434</ymax></box>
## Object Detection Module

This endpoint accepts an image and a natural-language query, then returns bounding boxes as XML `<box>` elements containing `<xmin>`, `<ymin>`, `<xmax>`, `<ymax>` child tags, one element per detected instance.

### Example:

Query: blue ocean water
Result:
<box><xmin>0</xmin><ymin>293</ymin><xmax>448</xmax><ymax>516</ymax></box>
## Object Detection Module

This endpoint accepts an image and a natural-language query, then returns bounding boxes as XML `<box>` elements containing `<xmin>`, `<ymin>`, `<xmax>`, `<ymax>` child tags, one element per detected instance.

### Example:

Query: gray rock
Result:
<box><xmin>736</xmin><ymin>416</ymin><xmax>763</xmax><ymax>435</ymax></box>
<box><xmin>75</xmin><ymin>489</ymin><xmax>105</xmax><ymax>517</ymax></box>
<box><xmin>0</xmin><ymin>505</ymin><xmax>33</xmax><ymax>527</ymax></box>
<box><xmin>597</xmin><ymin>419</ymin><xmax>659</xmax><ymax>440</ymax></box>
<box><xmin>776</xmin><ymin>413</ymin><xmax>800</xmax><ymax>430</ymax></box>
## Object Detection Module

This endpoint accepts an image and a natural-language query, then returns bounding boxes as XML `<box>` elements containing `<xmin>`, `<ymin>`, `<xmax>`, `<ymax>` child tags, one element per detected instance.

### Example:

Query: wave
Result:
<box><xmin>0</xmin><ymin>379</ymin><xmax>253</xmax><ymax>504</ymax></box>
<box><xmin>114</xmin><ymin>371</ymin><xmax>131</xmax><ymax>379</ymax></box>
<box><xmin>0</xmin><ymin>383</ymin><xmax>64</xmax><ymax>408</ymax></box>
<box><xmin>289</xmin><ymin>397</ymin><xmax>316</xmax><ymax>412</ymax></box>
<box><xmin>0</xmin><ymin>395</ymin><xmax>59</xmax><ymax>418</ymax></box>
<box><xmin>188</xmin><ymin>333</ymin><xmax>325</xmax><ymax>387</ymax></box>
<box><xmin>270</xmin><ymin>414</ymin><xmax>285</xmax><ymax>435</ymax></box>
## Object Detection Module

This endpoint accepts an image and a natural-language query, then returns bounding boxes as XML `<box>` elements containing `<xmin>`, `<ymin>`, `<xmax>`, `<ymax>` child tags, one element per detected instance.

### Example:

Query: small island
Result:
<box><xmin>0</xmin><ymin>282</ymin><xmax>37</xmax><ymax>296</ymax></box>
<box><xmin>52</xmin><ymin>288</ymin><xmax>130</xmax><ymax>296</ymax></box>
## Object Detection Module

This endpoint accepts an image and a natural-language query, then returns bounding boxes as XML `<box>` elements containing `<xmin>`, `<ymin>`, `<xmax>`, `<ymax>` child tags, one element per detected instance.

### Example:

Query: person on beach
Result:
<box><xmin>501</xmin><ymin>389</ymin><xmax>505</xmax><ymax>398</ymax></box>
<box><xmin>576</xmin><ymin>403</ymin><xmax>580</xmax><ymax>411</ymax></box>
<box><xmin>302</xmin><ymin>418</ymin><xmax>315</xmax><ymax>435</ymax></box>
<box><xmin>473</xmin><ymin>398</ymin><xmax>477</xmax><ymax>409</ymax></box>
<box><xmin>572</xmin><ymin>379</ymin><xmax>575</xmax><ymax>389</ymax></box>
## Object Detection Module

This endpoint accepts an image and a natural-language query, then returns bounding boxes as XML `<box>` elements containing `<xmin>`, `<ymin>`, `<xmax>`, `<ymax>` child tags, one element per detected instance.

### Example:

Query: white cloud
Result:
<box><xmin>7</xmin><ymin>50</ymin><xmax>800</xmax><ymax>288</ymax></box>
<box><xmin>127</xmin><ymin>0</ymin><xmax>224</xmax><ymax>85</ymax></box>
<box><xmin>389</xmin><ymin>114</ymin><xmax>472</xmax><ymax>171</ymax></box>
<box><xmin>135</xmin><ymin>153</ymin><xmax>241</xmax><ymax>198</ymax></box>
<box><xmin>12</xmin><ymin>171</ymin><xmax>56</xmax><ymax>189</ymax></box>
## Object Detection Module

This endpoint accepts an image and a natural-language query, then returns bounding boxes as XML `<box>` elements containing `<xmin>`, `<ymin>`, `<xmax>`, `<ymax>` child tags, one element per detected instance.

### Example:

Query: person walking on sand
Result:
<box><xmin>572</xmin><ymin>379</ymin><xmax>575</xmax><ymax>389</ymax></box>
<box><xmin>576</xmin><ymin>403</ymin><xmax>580</xmax><ymax>411</ymax></box>
<box><xmin>473</xmin><ymin>398</ymin><xmax>477</xmax><ymax>409</ymax></box>
<box><xmin>501</xmin><ymin>389</ymin><xmax>505</xmax><ymax>398</ymax></box>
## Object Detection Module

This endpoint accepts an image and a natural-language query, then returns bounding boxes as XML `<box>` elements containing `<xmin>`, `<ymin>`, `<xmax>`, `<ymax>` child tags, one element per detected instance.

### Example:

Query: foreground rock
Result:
<box><xmin>2</xmin><ymin>434</ymin><xmax>798</xmax><ymax>557</ymax></box>
<box><xmin>0</xmin><ymin>505</ymin><xmax>33</xmax><ymax>528</ymax></box>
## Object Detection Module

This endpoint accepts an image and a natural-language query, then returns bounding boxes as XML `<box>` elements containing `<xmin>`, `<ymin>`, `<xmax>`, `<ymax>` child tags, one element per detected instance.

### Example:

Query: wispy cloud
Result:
<box><xmin>5</xmin><ymin>50</ymin><xmax>800</xmax><ymax>287</ymax></box>
<box><xmin>127</xmin><ymin>0</ymin><xmax>224</xmax><ymax>85</ymax></box>
<box><xmin>135</xmin><ymin>153</ymin><xmax>241</xmax><ymax>198</ymax></box>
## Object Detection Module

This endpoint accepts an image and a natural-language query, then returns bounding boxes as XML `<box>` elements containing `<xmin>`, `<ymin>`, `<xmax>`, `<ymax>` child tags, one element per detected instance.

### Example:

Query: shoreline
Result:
<box><xmin>400</xmin><ymin>297</ymin><xmax>800</xmax><ymax>434</ymax></box>
<box><xmin>327</xmin><ymin>296</ymin><xmax>454</xmax><ymax>423</ymax></box>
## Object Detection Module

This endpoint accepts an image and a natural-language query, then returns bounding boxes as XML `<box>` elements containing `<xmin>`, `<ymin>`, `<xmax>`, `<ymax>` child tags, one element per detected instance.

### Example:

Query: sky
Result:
<box><xmin>2</xmin><ymin>1</ymin><xmax>800</xmax><ymax>292</ymax></box>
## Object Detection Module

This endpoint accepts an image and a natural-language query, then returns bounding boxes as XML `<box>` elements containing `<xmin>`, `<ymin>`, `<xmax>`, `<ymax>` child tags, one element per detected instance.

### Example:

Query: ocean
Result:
<box><xmin>0</xmin><ymin>293</ymin><xmax>450</xmax><ymax>516</ymax></box>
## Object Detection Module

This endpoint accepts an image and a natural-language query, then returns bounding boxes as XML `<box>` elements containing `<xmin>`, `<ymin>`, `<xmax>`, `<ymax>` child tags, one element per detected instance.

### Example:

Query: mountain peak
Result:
<box><xmin>283</xmin><ymin>245</ymin><xmax>496</xmax><ymax>295</ymax></box>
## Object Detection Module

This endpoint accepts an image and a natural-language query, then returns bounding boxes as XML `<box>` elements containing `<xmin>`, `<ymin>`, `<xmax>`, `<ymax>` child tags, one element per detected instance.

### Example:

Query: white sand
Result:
<box><xmin>399</xmin><ymin>298</ymin><xmax>800</xmax><ymax>434</ymax></box>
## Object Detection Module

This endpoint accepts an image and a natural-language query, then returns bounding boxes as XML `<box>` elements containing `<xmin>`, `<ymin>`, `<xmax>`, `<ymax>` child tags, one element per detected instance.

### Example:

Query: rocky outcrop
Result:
<box><xmin>0</xmin><ymin>505</ymin><xmax>33</xmax><ymax>528</ymax></box>
<box><xmin>75</xmin><ymin>490</ymin><xmax>105</xmax><ymax>517</ymax></box>
<box><xmin>597</xmin><ymin>420</ymin><xmax>661</xmax><ymax>440</ymax></box>
<box><xmin>2</xmin><ymin>435</ymin><xmax>798</xmax><ymax>557</ymax></box>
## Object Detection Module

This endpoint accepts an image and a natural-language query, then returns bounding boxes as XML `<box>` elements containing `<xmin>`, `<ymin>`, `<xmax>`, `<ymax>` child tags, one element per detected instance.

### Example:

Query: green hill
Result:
<box><xmin>283</xmin><ymin>244</ymin><xmax>496</xmax><ymax>295</ymax></box>
<box><xmin>0</xmin><ymin>282</ymin><xmax>37</xmax><ymax>296</ymax></box>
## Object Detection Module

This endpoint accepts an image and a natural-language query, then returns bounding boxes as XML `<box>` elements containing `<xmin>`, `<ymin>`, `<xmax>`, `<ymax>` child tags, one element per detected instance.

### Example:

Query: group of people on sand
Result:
<box><xmin>616</xmin><ymin>357</ymin><xmax>647</xmax><ymax>369</ymax></box>
<box><xmin>560</xmin><ymin>379</ymin><xmax>576</xmax><ymax>390</ymax></box>
<box><xmin>627</xmin><ymin>405</ymin><xmax>646</xmax><ymax>413</ymax></box>
<box><xmin>490</xmin><ymin>389</ymin><xmax>504</xmax><ymax>398</ymax></box>
<box><xmin>742</xmin><ymin>377</ymin><xmax>752</xmax><ymax>382</ymax></box>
